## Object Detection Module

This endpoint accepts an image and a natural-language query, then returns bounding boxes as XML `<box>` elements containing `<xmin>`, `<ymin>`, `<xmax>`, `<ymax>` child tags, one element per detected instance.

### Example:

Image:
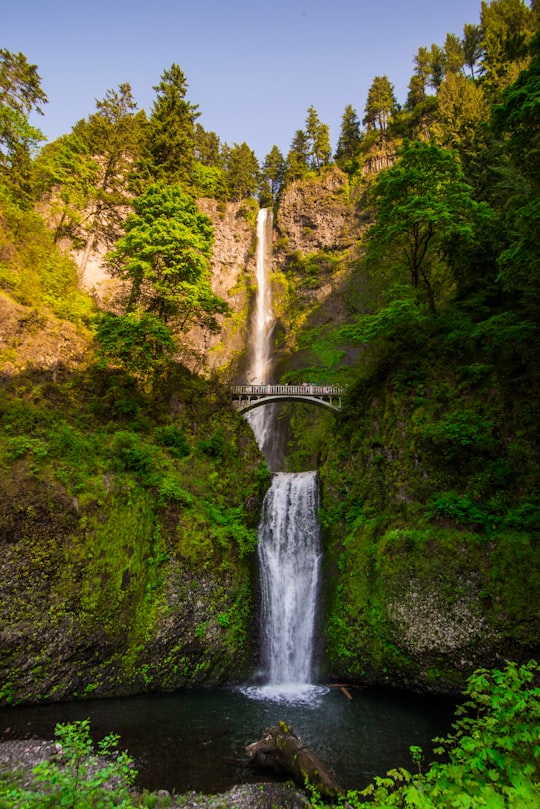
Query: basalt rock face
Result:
<box><xmin>274</xmin><ymin>166</ymin><xmax>360</xmax><ymax>255</ymax></box>
<box><xmin>269</xmin><ymin>167</ymin><xmax>368</xmax><ymax>375</ymax></box>
<box><xmin>78</xmin><ymin>198</ymin><xmax>257</xmax><ymax>379</ymax></box>
<box><xmin>318</xmin><ymin>377</ymin><xmax>540</xmax><ymax>694</ymax></box>
<box><xmin>189</xmin><ymin>199</ymin><xmax>256</xmax><ymax>376</ymax></box>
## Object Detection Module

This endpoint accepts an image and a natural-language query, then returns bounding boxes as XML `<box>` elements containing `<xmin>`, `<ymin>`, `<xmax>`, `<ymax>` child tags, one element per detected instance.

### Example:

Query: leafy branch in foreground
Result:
<box><xmin>307</xmin><ymin>659</ymin><xmax>540</xmax><ymax>808</ymax></box>
<box><xmin>0</xmin><ymin>719</ymin><xmax>137</xmax><ymax>808</ymax></box>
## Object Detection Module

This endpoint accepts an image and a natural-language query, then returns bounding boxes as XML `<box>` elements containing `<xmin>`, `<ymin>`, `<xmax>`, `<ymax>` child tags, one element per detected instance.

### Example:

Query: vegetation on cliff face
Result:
<box><xmin>0</xmin><ymin>357</ymin><xmax>268</xmax><ymax>704</ymax></box>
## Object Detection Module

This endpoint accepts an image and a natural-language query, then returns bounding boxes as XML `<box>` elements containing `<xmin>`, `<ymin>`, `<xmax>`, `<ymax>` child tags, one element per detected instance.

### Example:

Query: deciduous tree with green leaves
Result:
<box><xmin>106</xmin><ymin>182</ymin><xmax>228</xmax><ymax>331</ymax></box>
<box><xmin>0</xmin><ymin>48</ymin><xmax>47</xmax><ymax>200</ymax></box>
<box><xmin>366</xmin><ymin>140</ymin><xmax>491</xmax><ymax>313</ymax></box>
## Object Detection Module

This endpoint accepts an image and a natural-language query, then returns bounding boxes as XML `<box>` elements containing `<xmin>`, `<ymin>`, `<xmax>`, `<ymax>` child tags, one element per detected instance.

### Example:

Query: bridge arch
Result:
<box><xmin>229</xmin><ymin>384</ymin><xmax>345</xmax><ymax>413</ymax></box>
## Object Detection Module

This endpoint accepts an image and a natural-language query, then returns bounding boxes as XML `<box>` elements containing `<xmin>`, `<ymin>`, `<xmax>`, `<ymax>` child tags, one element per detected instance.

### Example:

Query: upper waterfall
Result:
<box><xmin>245</xmin><ymin>209</ymin><xmax>277</xmax><ymax>465</ymax></box>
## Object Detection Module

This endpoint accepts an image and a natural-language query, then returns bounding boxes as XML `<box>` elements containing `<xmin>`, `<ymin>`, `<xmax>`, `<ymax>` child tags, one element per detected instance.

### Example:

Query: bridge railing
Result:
<box><xmin>229</xmin><ymin>384</ymin><xmax>346</xmax><ymax>396</ymax></box>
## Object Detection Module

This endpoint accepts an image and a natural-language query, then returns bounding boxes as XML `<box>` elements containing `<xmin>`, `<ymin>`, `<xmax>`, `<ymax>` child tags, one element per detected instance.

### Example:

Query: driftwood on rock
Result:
<box><xmin>245</xmin><ymin>721</ymin><xmax>342</xmax><ymax>798</ymax></box>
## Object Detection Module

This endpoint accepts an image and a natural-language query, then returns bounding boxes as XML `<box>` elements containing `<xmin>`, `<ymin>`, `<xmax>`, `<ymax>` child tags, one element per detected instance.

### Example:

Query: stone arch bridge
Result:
<box><xmin>229</xmin><ymin>384</ymin><xmax>345</xmax><ymax>413</ymax></box>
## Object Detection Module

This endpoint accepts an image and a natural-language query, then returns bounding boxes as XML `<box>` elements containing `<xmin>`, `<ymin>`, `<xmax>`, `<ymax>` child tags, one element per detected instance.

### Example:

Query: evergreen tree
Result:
<box><xmin>363</xmin><ymin>76</ymin><xmax>397</xmax><ymax>137</ymax></box>
<box><xmin>225</xmin><ymin>142</ymin><xmax>259</xmax><ymax>200</ymax></box>
<box><xmin>305</xmin><ymin>105</ymin><xmax>332</xmax><ymax>170</ymax></box>
<box><xmin>194</xmin><ymin>124</ymin><xmax>223</xmax><ymax>167</ymax></box>
<box><xmin>334</xmin><ymin>104</ymin><xmax>362</xmax><ymax>170</ymax></box>
<box><xmin>284</xmin><ymin>129</ymin><xmax>310</xmax><ymax>184</ymax></box>
<box><xmin>138</xmin><ymin>64</ymin><xmax>198</xmax><ymax>186</ymax></box>
<box><xmin>432</xmin><ymin>74</ymin><xmax>489</xmax><ymax>154</ymax></box>
<box><xmin>261</xmin><ymin>145</ymin><xmax>285</xmax><ymax>199</ymax></box>
<box><xmin>463</xmin><ymin>23</ymin><xmax>483</xmax><ymax>79</ymax></box>
<box><xmin>479</xmin><ymin>0</ymin><xmax>534</xmax><ymax>92</ymax></box>
<box><xmin>444</xmin><ymin>33</ymin><xmax>466</xmax><ymax>75</ymax></box>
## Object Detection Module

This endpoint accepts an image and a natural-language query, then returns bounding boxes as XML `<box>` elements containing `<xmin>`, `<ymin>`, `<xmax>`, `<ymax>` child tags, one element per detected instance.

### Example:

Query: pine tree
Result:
<box><xmin>225</xmin><ymin>142</ymin><xmax>259</xmax><ymax>200</ymax></box>
<box><xmin>305</xmin><ymin>105</ymin><xmax>332</xmax><ymax>170</ymax></box>
<box><xmin>284</xmin><ymin>129</ymin><xmax>310</xmax><ymax>184</ymax></box>
<box><xmin>138</xmin><ymin>64</ymin><xmax>199</xmax><ymax>186</ymax></box>
<box><xmin>363</xmin><ymin>76</ymin><xmax>397</xmax><ymax>135</ymax></box>
<box><xmin>261</xmin><ymin>145</ymin><xmax>285</xmax><ymax>199</ymax></box>
<box><xmin>335</xmin><ymin>104</ymin><xmax>362</xmax><ymax>170</ymax></box>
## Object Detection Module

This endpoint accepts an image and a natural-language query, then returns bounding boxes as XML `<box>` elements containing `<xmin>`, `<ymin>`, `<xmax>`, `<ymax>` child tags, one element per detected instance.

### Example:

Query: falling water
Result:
<box><xmin>245</xmin><ymin>209</ymin><xmax>275</xmax><ymax>463</ymax></box>
<box><xmin>242</xmin><ymin>209</ymin><xmax>325</xmax><ymax>700</ymax></box>
<box><xmin>258</xmin><ymin>471</ymin><xmax>322</xmax><ymax>686</ymax></box>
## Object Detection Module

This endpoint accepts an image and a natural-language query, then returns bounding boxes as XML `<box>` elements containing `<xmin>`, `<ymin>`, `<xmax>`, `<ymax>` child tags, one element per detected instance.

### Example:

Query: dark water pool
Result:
<box><xmin>0</xmin><ymin>685</ymin><xmax>455</xmax><ymax>794</ymax></box>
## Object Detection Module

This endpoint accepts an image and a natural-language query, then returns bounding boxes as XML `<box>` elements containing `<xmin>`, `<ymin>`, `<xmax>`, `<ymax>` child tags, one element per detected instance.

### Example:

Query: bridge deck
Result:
<box><xmin>229</xmin><ymin>384</ymin><xmax>346</xmax><ymax>412</ymax></box>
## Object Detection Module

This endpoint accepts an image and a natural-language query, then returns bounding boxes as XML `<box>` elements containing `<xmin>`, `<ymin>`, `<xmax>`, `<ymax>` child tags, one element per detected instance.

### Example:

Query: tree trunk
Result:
<box><xmin>245</xmin><ymin>722</ymin><xmax>342</xmax><ymax>798</ymax></box>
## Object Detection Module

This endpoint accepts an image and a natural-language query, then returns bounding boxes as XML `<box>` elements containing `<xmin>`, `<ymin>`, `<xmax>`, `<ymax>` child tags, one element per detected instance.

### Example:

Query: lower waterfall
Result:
<box><xmin>258</xmin><ymin>471</ymin><xmax>322</xmax><ymax>686</ymax></box>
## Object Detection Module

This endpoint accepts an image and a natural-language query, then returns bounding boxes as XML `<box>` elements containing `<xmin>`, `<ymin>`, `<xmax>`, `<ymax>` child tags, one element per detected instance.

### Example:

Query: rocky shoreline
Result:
<box><xmin>0</xmin><ymin>739</ymin><xmax>308</xmax><ymax>808</ymax></box>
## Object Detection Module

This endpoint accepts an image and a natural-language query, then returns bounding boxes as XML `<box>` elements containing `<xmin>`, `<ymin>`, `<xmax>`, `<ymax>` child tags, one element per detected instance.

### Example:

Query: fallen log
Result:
<box><xmin>245</xmin><ymin>721</ymin><xmax>342</xmax><ymax>798</ymax></box>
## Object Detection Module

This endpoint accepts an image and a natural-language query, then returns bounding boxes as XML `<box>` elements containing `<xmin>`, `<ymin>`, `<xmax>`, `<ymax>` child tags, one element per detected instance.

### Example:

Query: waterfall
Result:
<box><xmin>258</xmin><ymin>471</ymin><xmax>322</xmax><ymax>685</ymax></box>
<box><xmin>242</xmin><ymin>209</ymin><xmax>325</xmax><ymax>701</ymax></box>
<box><xmin>245</xmin><ymin>209</ymin><xmax>275</xmax><ymax>463</ymax></box>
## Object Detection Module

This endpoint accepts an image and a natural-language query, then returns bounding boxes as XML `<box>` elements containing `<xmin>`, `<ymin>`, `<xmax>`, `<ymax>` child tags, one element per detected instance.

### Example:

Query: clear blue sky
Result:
<box><xmin>5</xmin><ymin>0</ymin><xmax>483</xmax><ymax>161</ymax></box>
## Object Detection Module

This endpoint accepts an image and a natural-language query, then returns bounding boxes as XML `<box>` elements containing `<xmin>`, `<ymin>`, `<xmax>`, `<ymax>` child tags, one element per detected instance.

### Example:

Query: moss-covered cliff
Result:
<box><xmin>317</xmin><ymin>323</ymin><xmax>540</xmax><ymax>693</ymax></box>
<box><xmin>0</xmin><ymin>361</ymin><xmax>268</xmax><ymax>705</ymax></box>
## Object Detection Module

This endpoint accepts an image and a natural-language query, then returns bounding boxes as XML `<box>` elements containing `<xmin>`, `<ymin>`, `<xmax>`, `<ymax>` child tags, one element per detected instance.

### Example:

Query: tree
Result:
<box><xmin>32</xmin><ymin>132</ymin><xmax>99</xmax><ymax>243</ymax></box>
<box><xmin>432</xmin><ymin>74</ymin><xmax>489</xmax><ymax>154</ymax></box>
<box><xmin>363</xmin><ymin>75</ymin><xmax>397</xmax><ymax>139</ymax></box>
<box><xmin>68</xmin><ymin>83</ymin><xmax>145</xmax><ymax>272</ymax></box>
<box><xmin>0</xmin><ymin>49</ymin><xmax>47</xmax><ymax>198</ymax></box>
<box><xmin>334</xmin><ymin>104</ymin><xmax>362</xmax><ymax>170</ymax></box>
<box><xmin>444</xmin><ymin>33</ymin><xmax>466</xmax><ymax>75</ymax></box>
<box><xmin>138</xmin><ymin>64</ymin><xmax>198</xmax><ymax>186</ymax></box>
<box><xmin>225</xmin><ymin>142</ymin><xmax>259</xmax><ymax>200</ymax></box>
<box><xmin>261</xmin><ymin>144</ymin><xmax>285</xmax><ymax>199</ymax></box>
<box><xmin>106</xmin><ymin>182</ymin><xmax>228</xmax><ymax>330</ymax></box>
<box><xmin>194</xmin><ymin>124</ymin><xmax>223</xmax><ymax>167</ymax></box>
<box><xmin>305</xmin><ymin>105</ymin><xmax>332</xmax><ymax>170</ymax></box>
<box><xmin>463</xmin><ymin>23</ymin><xmax>483</xmax><ymax>79</ymax></box>
<box><xmin>367</xmin><ymin>141</ymin><xmax>491</xmax><ymax>313</ymax></box>
<box><xmin>284</xmin><ymin>129</ymin><xmax>310</xmax><ymax>184</ymax></box>
<box><xmin>492</xmin><ymin>31</ymin><xmax>540</xmax><ymax>296</ymax></box>
<box><xmin>480</xmin><ymin>0</ymin><xmax>534</xmax><ymax>92</ymax></box>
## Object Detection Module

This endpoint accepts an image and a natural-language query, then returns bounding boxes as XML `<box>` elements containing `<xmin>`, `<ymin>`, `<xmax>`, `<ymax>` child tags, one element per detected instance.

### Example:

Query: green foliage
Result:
<box><xmin>154</xmin><ymin>425</ymin><xmax>190</xmax><ymax>458</ymax></box>
<box><xmin>106</xmin><ymin>182</ymin><xmax>228</xmax><ymax>331</ymax></box>
<box><xmin>94</xmin><ymin>312</ymin><xmax>177</xmax><ymax>382</ymax></box>
<box><xmin>224</xmin><ymin>142</ymin><xmax>260</xmax><ymax>200</ymax></box>
<box><xmin>307</xmin><ymin>660</ymin><xmax>540</xmax><ymax>808</ymax></box>
<box><xmin>0</xmin><ymin>719</ymin><xmax>137</xmax><ymax>808</ymax></box>
<box><xmin>367</xmin><ymin>140</ymin><xmax>493</xmax><ymax>313</ymax></box>
<box><xmin>138</xmin><ymin>63</ymin><xmax>198</xmax><ymax>186</ymax></box>
<box><xmin>0</xmin><ymin>186</ymin><xmax>94</xmax><ymax>324</ymax></box>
